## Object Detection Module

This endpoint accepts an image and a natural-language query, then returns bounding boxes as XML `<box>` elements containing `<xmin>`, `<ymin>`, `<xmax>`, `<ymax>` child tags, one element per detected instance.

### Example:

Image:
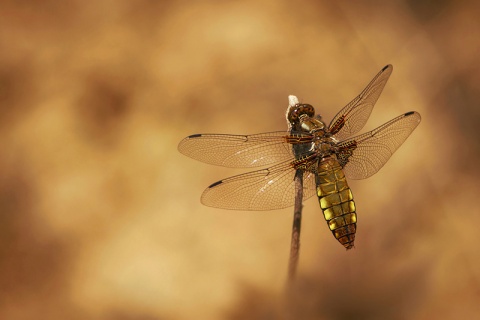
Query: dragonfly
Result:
<box><xmin>178</xmin><ymin>65</ymin><xmax>421</xmax><ymax>249</ymax></box>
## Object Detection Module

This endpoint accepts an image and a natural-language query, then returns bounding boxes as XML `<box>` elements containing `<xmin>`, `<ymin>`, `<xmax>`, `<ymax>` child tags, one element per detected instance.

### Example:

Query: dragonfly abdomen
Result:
<box><xmin>316</xmin><ymin>157</ymin><xmax>357</xmax><ymax>249</ymax></box>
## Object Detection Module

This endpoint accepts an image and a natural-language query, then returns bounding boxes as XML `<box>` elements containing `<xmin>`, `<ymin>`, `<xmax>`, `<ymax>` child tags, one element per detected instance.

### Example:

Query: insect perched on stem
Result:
<box><xmin>178</xmin><ymin>65</ymin><xmax>421</xmax><ymax>249</ymax></box>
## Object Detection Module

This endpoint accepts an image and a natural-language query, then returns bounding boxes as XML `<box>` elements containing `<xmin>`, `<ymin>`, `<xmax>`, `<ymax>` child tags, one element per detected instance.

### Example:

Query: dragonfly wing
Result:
<box><xmin>201</xmin><ymin>159</ymin><xmax>318</xmax><ymax>210</ymax></box>
<box><xmin>329</xmin><ymin>65</ymin><xmax>393</xmax><ymax>141</ymax></box>
<box><xmin>178</xmin><ymin>131</ymin><xmax>312</xmax><ymax>168</ymax></box>
<box><xmin>337</xmin><ymin>111</ymin><xmax>421</xmax><ymax>180</ymax></box>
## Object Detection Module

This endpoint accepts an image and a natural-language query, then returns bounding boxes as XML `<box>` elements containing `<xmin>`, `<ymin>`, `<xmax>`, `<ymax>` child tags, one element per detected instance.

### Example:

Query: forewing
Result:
<box><xmin>337</xmin><ymin>111</ymin><xmax>421</xmax><ymax>180</ymax></box>
<box><xmin>178</xmin><ymin>132</ymin><xmax>312</xmax><ymax>168</ymax></box>
<box><xmin>201</xmin><ymin>159</ymin><xmax>318</xmax><ymax>210</ymax></box>
<box><xmin>329</xmin><ymin>65</ymin><xmax>393</xmax><ymax>141</ymax></box>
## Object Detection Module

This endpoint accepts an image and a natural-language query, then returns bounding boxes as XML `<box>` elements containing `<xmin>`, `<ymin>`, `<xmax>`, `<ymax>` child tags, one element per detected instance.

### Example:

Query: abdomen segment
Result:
<box><xmin>316</xmin><ymin>157</ymin><xmax>357</xmax><ymax>249</ymax></box>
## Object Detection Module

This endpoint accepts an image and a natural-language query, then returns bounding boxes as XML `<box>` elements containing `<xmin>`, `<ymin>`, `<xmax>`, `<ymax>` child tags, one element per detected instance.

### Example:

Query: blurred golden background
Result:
<box><xmin>1</xmin><ymin>0</ymin><xmax>479</xmax><ymax>319</ymax></box>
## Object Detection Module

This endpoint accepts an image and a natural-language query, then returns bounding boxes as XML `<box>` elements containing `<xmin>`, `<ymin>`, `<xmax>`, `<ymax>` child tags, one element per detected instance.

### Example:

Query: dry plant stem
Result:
<box><xmin>288</xmin><ymin>169</ymin><xmax>304</xmax><ymax>282</ymax></box>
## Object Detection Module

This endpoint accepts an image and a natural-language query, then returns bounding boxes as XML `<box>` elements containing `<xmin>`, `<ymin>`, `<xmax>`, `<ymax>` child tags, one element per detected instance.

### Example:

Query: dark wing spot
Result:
<box><xmin>337</xmin><ymin>141</ymin><xmax>357</xmax><ymax>167</ymax></box>
<box><xmin>188</xmin><ymin>134</ymin><xmax>202</xmax><ymax>138</ymax></box>
<box><xmin>404</xmin><ymin>111</ymin><xmax>415</xmax><ymax>116</ymax></box>
<box><xmin>208</xmin><ymin>180</ymin><xmax>223</xmax><ymax>188</ymax></box>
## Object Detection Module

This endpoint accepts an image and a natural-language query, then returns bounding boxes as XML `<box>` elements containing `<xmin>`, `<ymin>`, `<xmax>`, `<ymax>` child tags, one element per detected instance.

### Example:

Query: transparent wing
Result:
<box><xmin>337</xmin><ymin>111</ymin><xmax>421</xmax><ymax>180</ymax></box>
<box><xmin>178</xmin><ymin>131</ymin><xmax>313</xmax><ymax>168</ymax></box>
<box><xmin>201</xmin><ymin>158</ymin><xmax>318</xmax><ymax>210</ymax></box>
<box><xmin>329</xmin><ymin>64</ymin><xmax>393</xmax><ymax>141</ymax></box>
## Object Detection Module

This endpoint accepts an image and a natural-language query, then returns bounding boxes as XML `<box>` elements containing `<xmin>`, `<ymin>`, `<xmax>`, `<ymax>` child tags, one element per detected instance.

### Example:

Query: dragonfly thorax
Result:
<box><xmin>299</xmin><ymin>114</ymin><xmax>326</xmax><ymax>133</ymax></box>
<box><xmin>313</xmin><ymin>136</ymin><xmax>337</xmax><ymax>157</ymax></box>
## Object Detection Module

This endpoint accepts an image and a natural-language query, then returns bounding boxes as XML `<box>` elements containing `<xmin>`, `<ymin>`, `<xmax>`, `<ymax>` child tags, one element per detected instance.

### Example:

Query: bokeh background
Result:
<box><xmin>1</xmin><ymin>0</ymin><xmax>479</xmax><ymax>319</ymax></box>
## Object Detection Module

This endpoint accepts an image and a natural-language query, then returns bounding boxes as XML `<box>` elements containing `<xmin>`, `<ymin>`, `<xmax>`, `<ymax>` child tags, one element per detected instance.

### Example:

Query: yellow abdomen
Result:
<box><xmin>316</xmin><ymin>157</ymin><xmax>357</xmax><ymax>249</ymax></box>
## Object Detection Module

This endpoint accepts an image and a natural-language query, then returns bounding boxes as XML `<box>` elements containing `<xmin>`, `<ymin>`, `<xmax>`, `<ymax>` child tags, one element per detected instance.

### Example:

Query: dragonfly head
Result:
<box><xmin>287</xmin><ymin>103</ymin><xmax>315</xmax><ymax>123</ymax></box>
<box><xmin>290</xmin><ymin>104</ymin><xmax>326</xmax><ymax>132</ymax></box>
<box><xmin>287</xmin><ymin>103</ymin><xmax>326</xmax><ymax>133</ymax></box>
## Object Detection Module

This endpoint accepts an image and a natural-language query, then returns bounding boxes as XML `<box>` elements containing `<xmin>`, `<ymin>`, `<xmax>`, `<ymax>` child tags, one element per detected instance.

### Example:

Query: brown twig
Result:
<box><xmin>288</xmin><ymin>169</ymin><xmax>304</xmax><ymax>283</ymax></box>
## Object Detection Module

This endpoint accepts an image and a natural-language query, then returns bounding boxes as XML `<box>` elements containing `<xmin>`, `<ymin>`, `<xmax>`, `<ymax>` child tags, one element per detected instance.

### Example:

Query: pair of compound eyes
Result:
<box><xmin>287</xmin><ymin>103</ymin><xmax>316</xmax><ymax>122</ymax></box>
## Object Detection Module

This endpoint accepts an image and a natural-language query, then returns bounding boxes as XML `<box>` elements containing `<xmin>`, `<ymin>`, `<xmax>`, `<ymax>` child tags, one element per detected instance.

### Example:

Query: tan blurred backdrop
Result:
<box><xmin>1</xmin><ymin>1</ymin><xmax>479</xmax><ymax>319</ymax></box>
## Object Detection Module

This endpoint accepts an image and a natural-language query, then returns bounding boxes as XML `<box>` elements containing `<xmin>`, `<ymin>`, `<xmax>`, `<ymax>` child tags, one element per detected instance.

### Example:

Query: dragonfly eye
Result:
<box><xmin>301</xmin><ymin>104</ymin><xmax>315</xmax><ymax>117</ymax></box>
<box><xmin>287</xmin><ymin>103</ymin><xmax>316</xmax><ymax>123</ymax></box>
